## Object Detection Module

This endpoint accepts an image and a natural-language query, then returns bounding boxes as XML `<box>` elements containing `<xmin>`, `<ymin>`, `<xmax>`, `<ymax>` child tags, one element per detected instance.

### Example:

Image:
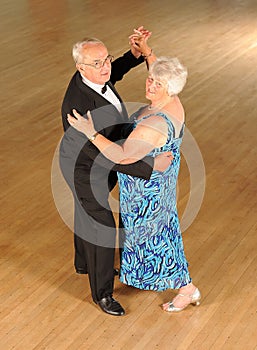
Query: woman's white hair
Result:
<box><xmin>149</xmin><ymin>56</ymin><xmax>188</xmax><ymax>96</ymax></box>
<box><xmin>72</xmin><ymin>38</ymin><xmax>104</xmax><ymax>63</ymax></box>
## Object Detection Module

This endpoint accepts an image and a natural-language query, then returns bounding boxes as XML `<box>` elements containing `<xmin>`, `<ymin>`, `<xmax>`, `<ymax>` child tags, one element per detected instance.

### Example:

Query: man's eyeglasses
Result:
<box><xmin>79</xmin><ymin>55</ymin><xmax>114</xmax><ymax>69</ymax></box>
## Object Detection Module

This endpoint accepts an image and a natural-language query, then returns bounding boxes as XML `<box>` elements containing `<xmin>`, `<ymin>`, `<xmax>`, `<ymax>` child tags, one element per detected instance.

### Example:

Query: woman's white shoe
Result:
<box><xmin>163</xmin><ymin>288</ymin><xmax>201</xmax><ymax>312</ymax></box>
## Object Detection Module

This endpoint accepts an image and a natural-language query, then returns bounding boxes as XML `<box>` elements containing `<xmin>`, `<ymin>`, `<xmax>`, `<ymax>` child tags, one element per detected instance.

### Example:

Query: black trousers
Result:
<box><xmin>73</xmin><ymin>195</ymin><xmax>124</xmax><ymax>302</ymax></box>
<box><xmin>74</xmin><ymin>213</ymin><xmax>124</xmax><ymax>277</ymax></box>
<box><xmin>74</xmin><ymin>234</ymin><xmax>115</xmax><ymax>302</ymax></box>
<box><xmin>59</xmin><ymin>144</ymin><xmax>122</xmax><ymax>302</ymax></box>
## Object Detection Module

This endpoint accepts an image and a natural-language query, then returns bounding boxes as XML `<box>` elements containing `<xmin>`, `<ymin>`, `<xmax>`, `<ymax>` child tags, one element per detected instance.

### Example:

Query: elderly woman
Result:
<box><xmin>68</xmin><ymin>56</ymin><xmax>201</xmax><ymax>312</ymax></box>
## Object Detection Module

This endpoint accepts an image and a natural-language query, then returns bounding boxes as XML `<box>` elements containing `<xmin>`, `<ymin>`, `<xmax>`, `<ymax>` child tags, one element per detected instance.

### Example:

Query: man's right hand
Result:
<box><xmin>153</xmin><ymin>152</ymin><xmax>174</xmax><ymax>172</ymax></box>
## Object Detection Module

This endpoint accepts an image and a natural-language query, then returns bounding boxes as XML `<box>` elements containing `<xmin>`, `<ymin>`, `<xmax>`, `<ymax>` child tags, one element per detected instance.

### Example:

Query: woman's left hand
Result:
<box><xmin>67</xmin><ymin>109</ymin><xmax>96</xmax><ymax>138</ymax></box>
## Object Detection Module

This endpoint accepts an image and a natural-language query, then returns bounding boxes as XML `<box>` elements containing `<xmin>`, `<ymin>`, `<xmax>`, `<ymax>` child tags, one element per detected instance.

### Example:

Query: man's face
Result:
<box><xmin>76</xmin><ymin>43</ymin><xmax>112</xmax><ymax>85</ymax></box>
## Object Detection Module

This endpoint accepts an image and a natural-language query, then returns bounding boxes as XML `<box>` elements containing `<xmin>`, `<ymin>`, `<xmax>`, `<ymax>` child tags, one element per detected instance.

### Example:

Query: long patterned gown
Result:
<box><xmin>118</xmin><ymin>110</ymin><xmax>192</xmax><ymax>291</ymax></box>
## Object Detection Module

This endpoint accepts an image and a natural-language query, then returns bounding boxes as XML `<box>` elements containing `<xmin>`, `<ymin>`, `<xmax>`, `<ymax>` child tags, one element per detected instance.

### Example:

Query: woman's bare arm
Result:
<box><xmin>67</xmin><ymin>109</ymin><xmax>168</xmax><ymax>164</ymax></box>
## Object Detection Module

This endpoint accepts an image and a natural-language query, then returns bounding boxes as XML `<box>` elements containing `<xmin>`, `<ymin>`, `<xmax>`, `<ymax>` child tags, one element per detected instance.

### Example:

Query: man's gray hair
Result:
<box><xmin>149</xmin><ymin>57</ymin><xmax>188</xmax><ymax>96</ymax></box>
<box><xmin>72</xmin><ymin>38</ymin><xmax>104</xmax><ymax>63</ymax></box>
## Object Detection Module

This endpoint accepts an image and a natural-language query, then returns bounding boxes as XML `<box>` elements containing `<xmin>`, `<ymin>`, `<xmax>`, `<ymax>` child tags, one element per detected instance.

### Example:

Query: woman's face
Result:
<box><xmin>145</xmin><ymin>75</ymin><xmax>168</xmax><ymax>104</ymax></box>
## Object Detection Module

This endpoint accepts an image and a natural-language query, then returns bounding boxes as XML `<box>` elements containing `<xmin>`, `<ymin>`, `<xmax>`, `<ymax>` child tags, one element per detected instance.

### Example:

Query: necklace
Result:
<box><xmin>147</xmin><ymin>101</ymin><xmax>168</xmax><ymax>110</ymax></box>
<box><xmin>148</xmin><ymin>104</ymin><xmax>164</xmax><ymax>111</ymax></box>
<box><xmin>148</xmin><ymin>95</ymin><xmax>176</xmax><ymax>110</ymax></box>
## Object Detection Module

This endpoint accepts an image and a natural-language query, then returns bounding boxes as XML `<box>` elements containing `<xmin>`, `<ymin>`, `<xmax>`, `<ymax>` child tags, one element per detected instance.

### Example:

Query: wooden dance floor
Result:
<box><xmin>1</xmin><ymin>0</ymin><xmax>257</xmax><ymax>349</ymax></box>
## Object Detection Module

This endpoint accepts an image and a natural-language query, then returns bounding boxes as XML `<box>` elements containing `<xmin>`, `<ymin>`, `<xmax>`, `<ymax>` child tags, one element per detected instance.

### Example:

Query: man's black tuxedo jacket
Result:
<box><xmin>59</xmin><ymin>51</ymin><xmax>153</xmax><ymax>243</ymax></box>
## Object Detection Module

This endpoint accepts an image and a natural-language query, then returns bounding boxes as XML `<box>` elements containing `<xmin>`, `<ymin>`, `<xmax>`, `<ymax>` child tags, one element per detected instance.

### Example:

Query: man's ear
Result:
<box><xmin>76</xmin><ymin>63</ymin><xmax>84</xmax><ymax>72</ymax></box>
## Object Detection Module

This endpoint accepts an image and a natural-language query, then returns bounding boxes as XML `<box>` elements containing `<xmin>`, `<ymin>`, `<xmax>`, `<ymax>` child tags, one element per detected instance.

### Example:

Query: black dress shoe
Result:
<box><xmin>97</xmin><ymin>296</ymin><xmax>125</xmax><ymax>316</ymax></box>
<box><xmin>75</xmin><ymin>268</ymin><xmax>88</xmax><ymax>274</ymax></box>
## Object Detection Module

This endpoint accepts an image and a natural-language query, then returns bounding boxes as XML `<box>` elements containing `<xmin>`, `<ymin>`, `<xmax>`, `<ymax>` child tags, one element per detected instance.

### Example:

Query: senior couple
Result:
<box><xmin>60</xmin><ymin>26</ymin><xmax>200</xmax><ymax>316</ymax></box>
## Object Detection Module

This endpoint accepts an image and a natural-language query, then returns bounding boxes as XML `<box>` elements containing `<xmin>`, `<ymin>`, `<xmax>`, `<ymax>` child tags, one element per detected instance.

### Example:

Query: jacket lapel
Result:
<box><xmin>75</xmin><ymin>72</ymin><xmax>128</xmax><ymax>122</ymax></box>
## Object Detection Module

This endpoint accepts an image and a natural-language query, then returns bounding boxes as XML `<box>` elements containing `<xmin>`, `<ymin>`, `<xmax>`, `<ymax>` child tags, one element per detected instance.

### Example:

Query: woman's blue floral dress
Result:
<box><xmin>118</xmin><ymin>110</ymin><xmax>191</xmax><ymax>291</ymax></box>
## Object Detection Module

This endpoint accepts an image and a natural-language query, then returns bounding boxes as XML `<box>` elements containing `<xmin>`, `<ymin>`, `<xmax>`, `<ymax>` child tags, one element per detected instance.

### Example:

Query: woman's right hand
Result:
<box><xmin>129</xmin><ymin>26</ymin><xmax>152</xmax><ymax>58</ymax></box>
<box><xmin>67</xmin><ymin>109</ymin><xmax>97</xmax><ymax>139</ymax></box>
<box><xmin>129</xmin><ymin>27</ymin><xmax>156</xmax><ymax>65</ymax></box>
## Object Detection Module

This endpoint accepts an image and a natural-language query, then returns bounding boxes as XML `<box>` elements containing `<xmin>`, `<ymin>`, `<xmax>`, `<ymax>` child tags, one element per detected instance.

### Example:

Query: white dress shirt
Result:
<box><xmin>81</xmin><ymin>75</ymin><xmax>122</xmax><ymax>113</ymax></box>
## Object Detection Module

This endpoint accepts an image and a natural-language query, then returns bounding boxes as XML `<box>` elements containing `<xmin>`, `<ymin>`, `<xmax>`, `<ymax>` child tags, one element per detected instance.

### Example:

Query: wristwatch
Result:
<box><xmin>88</xmin><ymin>132</ymin><xmax>98</xmax><ymax>142</ymax></box>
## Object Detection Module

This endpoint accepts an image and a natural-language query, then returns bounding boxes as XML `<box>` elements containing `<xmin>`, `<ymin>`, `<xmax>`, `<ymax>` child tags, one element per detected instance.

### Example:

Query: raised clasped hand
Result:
<box><xmin>129</xmin><ymin>26</ymin><xmax>152</xmax><ymax>57</ymax></box>
<box><xmin>67</xmin><ymin>109</ymin><xmax>96</xmax><ymax>138</ymax></box>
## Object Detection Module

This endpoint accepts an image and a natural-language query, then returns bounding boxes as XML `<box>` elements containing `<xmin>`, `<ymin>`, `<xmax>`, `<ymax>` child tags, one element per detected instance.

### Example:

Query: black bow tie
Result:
<box><xmin>101</xmin><ymin>84</ymin><xmax>107</xmax><ymax>94</ymax></box>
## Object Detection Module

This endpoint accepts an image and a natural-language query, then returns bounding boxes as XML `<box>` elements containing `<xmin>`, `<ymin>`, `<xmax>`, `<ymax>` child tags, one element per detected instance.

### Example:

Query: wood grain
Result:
<box><xmin>1</xmin><ymin>0</ymin><xmax>257</xmax><ymax>349</ymax></box>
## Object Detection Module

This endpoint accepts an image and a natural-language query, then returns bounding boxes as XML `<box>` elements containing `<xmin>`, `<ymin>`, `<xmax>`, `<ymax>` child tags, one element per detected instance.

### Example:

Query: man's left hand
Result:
<box><xmin>153</xmin><ymin>152</ymin><xmax>174</xmax><ymax>172</ymax></box>
<box><xmin>129</xmin><ymin>26</ymin><xmax>152</xmax><ymax>58</ymax></box>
